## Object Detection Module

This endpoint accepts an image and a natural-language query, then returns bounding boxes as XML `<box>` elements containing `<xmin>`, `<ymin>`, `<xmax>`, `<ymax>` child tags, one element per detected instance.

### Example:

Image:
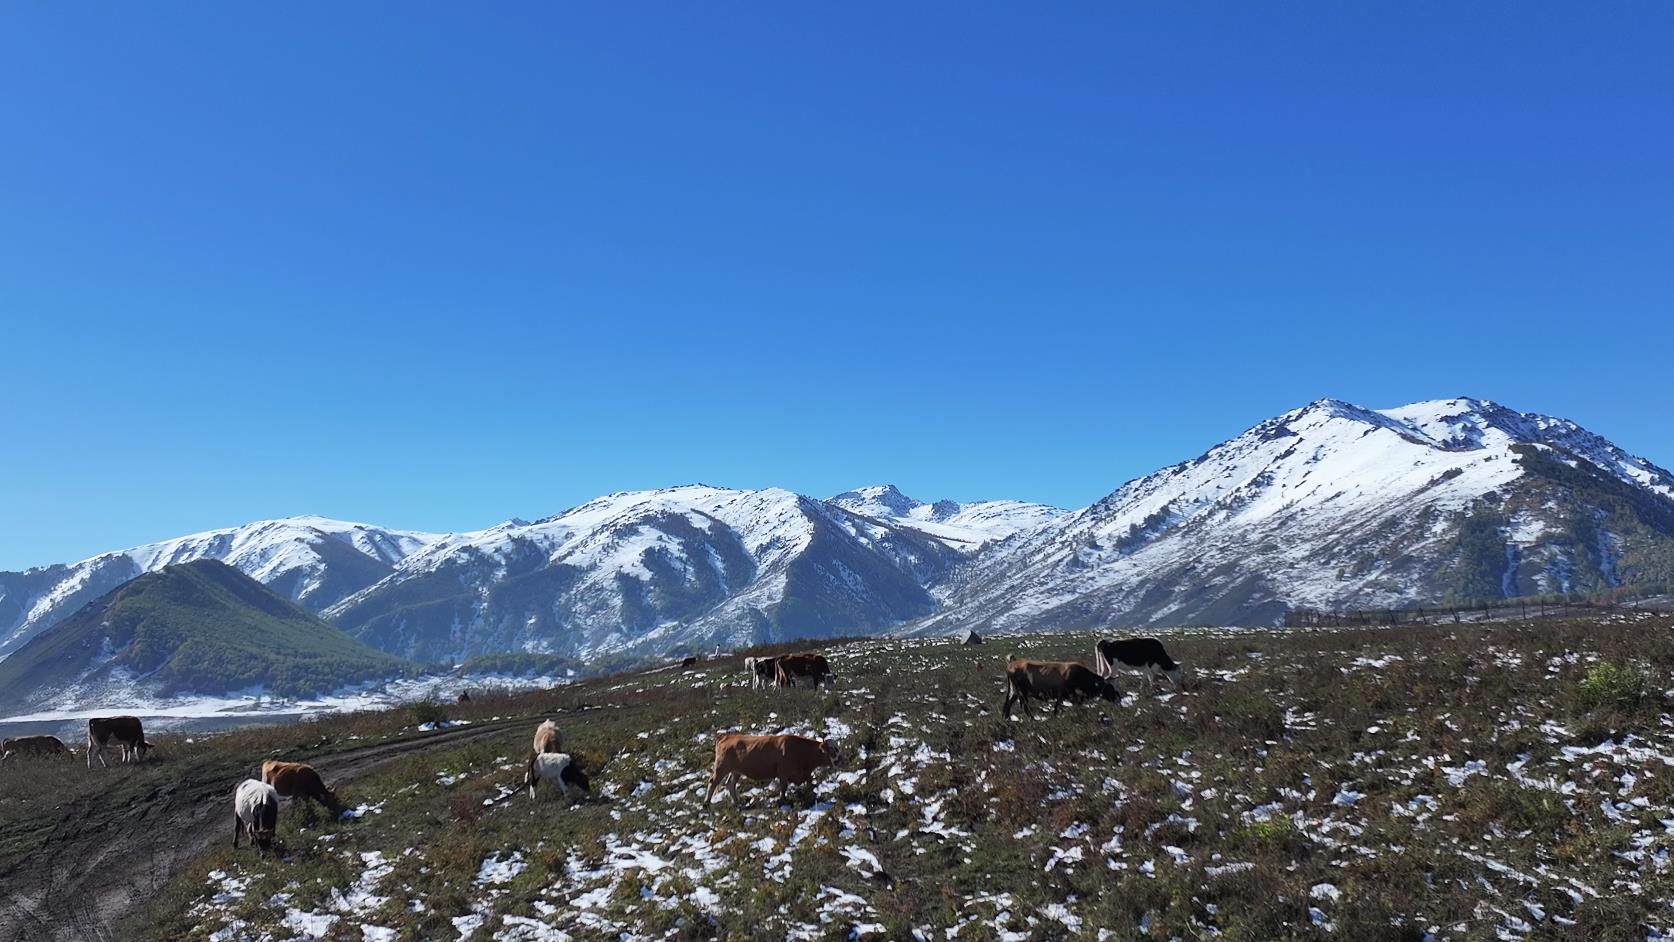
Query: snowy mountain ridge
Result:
<box><xmin>828</xmin><ymin>484</ymin><xmax>1067</xmax><ymax>551</ymax></box>
<box><xmin>913</xmin><ymin>397</ymin><xmax>1674</xmax><ymax>636</ymax></box>
<box><xmin>5</xmin><ymin>396</ymin><xmax>1672</xmax><ymax>672</ymax></box>
<box><xmin>0</xmin><ymin>517</ymin><xmax>441</xmax><ymax>659</ymax></box>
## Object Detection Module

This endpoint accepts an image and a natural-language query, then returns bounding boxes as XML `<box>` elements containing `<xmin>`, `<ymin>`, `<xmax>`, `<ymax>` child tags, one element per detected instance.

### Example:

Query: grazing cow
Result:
<box><xmin>260</xmin><ymin>760</ymin><xmax>343</xmax><ymax>813</ymax></box>
<box><xmin>1001</xmin><ymin>657</ymin><xmax>1119</xmax><ymax>719</ymax></box>
<box><xmin>774</xmin><ymin>653</ymin><xmax>832</xmax><ymax>688</ymax></box>
<box><xmin>1095</xmin><ymin>637</ymin><xmax>1183</xmax><ymax>687</ymax></box>
<box><xmin>1</xmin><ymin>735</ymin><xmax>72</xmax><ymax>763</ymax></box>
<box><xmin>744</xmin><ymin>656</ymin><xmax>779</xmax><ymax>689</ymax></box>
<box><xmin>525</xmin><ymin>752</ymin><xmax>591</xmax><ymax>800</ymax></box>
<box><xmin>87</xmin><ymin>716</ymin><xmax>153</xmax><ymax>768</ymax></box>
<box><xmin>679</xmin><ymin>655</ymin><xmax>698</xmax><ymax>668</ymax></box>
<box><xmin>232</xmin><ymin>779</ymin><xmax>280</xmax><ymax>853</ymax></box>
<box><xmin>704</xmin><ymin>733</ymin><xmax>837</xmax><ymax>805</ymax></box>
<box><xmin>532</xmin><ymin>719</ymin><xmax>563</xmax><ymax>755</ymax></box>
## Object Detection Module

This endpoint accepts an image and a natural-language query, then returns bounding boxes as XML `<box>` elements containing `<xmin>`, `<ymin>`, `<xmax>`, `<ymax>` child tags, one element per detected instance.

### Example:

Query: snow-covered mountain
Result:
<box><xmin>828</xmin><ymin>485</ymin><xmax>1066</xmax><ymax>551</ymax></box>
<box><xmin>914</xmin><ymin>397</ymin><xmax>1674</xmax><ymax>635</ymax></box>
<box><xmin>326</xmin><ymin>485</ymin><xmax>966</xmax><ymax>662</ymax></box>
<box><xmin>0</xmin><ymin>517</ymin><xmax>440</xmax><ymax>659</ymax></box>
<box><xmin>7</xmin><ymin>397</ymin><xmax>1671</xmax><ymax>674</ymax></box>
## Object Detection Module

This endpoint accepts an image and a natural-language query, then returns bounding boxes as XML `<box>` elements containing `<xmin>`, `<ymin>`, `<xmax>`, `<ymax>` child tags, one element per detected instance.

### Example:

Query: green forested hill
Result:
<box><xmin>0</xmin><ymin>560</ymin><xmax>409</xmax><ymax>709</ymax></box>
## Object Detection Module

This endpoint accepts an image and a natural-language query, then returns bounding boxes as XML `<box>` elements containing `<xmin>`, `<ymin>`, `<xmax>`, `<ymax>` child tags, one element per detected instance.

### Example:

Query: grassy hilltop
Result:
<box><xmin>0</xmin><ymin>560</ymin><xmax>409</xmax><ymax>710</ymax></box>
<box><xmin>4</xmin><ymin>616</ymin><xmax>1674</xmax><ymax>941</ymax></box>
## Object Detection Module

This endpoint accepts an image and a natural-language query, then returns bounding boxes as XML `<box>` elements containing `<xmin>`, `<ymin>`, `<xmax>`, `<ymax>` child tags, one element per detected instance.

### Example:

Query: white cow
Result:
<box><xmin>233</xmin><ymin>779</ymin><xmax>280</xmax><ymax>853</ymax></box>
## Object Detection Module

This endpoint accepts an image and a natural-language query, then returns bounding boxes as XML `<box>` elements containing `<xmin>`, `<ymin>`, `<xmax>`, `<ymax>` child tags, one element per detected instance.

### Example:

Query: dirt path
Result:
<box><xmin>0</xmin><ymin>717</ymin><xmax>532</xmax><ymax>942</ymax></box>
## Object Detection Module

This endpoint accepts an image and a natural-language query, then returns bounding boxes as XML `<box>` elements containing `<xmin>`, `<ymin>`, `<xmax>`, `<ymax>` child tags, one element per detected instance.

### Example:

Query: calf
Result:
<box><xmin>233</xmin><ymin>779</ymin><xmax>280</xmax><ymax>853</ymax></box>
<box><xmin>744</xmin><ymin>656</ymin><xmax>779</xmax><ymax>689</ymax></box>
<box><xmin>704</xmin><ymin>733</ymin><xmax>836</xmax><ymax>806</ymax></box>
<box><xmin>532</xmin><ymin>719</ymin><xmax>563</xmax><ymax>755</ymax></box>
<box><xmin>524</xmin><ymin>752</ymin><xmax>591</xmax><ymax>800</ymax></box>
<box><xmin>774</xmin><ymin>653</ymin><xmax>832</xmax><ymax>688</ymax></box>
<box><xmin>1</xmin><ymin>735</ymin><xmax>72</xmax><ymax>763</ymax></box>
<box><xmin>87</xmin><ymin>716</ymin><xmax>153</xmax><ymax>768</ymax></box>
<box><xmin>1095</xmin><ymin>637</ymin><xmax>1183</xmax><ymax>687</ymax></box>
<box><xmin>1001</xmin><ymin>657</ymin><xmax>1119</xmax><ymax>719</ymax></box>
<box><xmin>260</xmin><ymin>760</ymin><xmax>343</xmax><ymax>813</ymax></box>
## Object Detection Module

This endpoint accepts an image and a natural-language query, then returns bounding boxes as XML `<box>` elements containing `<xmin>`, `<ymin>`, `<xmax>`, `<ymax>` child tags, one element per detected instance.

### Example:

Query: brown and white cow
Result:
<box><xmin>532</xmin><ymin>720</ymin><xmax>563</xmax><ymax>755</ymax></box>
<box><xmin>1001</xmin><ymin>657</ymin><xmax>1119</xmax><ymax>719</ymax></box>
<box><xmin>233</xmin><ymin>779</ymin><xmax>280</xmax><ymax>854</ymax></box>
<box><xmin>87</xmin><ymin>716</ymin><xmax>153</xmax><ymax>768</ymax></box>
<box><xmin>0</xmin><ymin>735</ymin><xmax>73</xmax><ymax>763</ymax></box>
<box><xmin>260</xmin><ymin>760</ymin><xmax>343</xmax><ymax>813</ymax></box>
<box><xmin>773</xmin><ymin>653</ymin><xmax>832</xmax><ymax>688</ymax></box>
<box><xmin>704</xmin><ymin>733</ymin><xmax>836</xmax><ymax>805</ymax></box>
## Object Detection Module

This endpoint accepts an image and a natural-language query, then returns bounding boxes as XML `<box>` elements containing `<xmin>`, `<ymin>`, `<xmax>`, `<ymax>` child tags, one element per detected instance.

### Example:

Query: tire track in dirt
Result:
<box><xmin>0</xmin><ymin>717</ymin><xmax>535</xmax><ymax>942</ymax></box>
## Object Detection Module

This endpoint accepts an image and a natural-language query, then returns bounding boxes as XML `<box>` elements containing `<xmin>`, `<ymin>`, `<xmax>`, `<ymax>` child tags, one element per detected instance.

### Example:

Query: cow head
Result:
<box><xmin>820</xmin><ymin>739</ymin><xmax>840</xmax><ymax>767</ymax></box>
<box><xmin>560</xmin><ymin>761</ymin><xmax>591</xmax><ymax>792</ymax></box>
<box><xmin>252</xmin><ymin>826</ymin><xmax>275</xmax><ymax>852</ymax></box>
<box><xmin>135</xmin><ymin>740</ymin><xmax>154</xmax><ymax>760</ymax></box>
<box><xmin>1166</xmin><ymin>666</ymin><xmax>1184</xmax><ymax>686</ymax></box>
<box><xmin>1097</xmin><ymin>678</ymin><xmax>1120</xmax><ymax>703</ymax></box>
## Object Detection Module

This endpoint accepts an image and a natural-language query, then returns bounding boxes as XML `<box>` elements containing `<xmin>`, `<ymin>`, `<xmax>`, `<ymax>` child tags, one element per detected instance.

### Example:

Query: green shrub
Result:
<box><xmin>1577</xmin><ymin>660</ymin><xmax>1658</xmax><ymax>711</ymax></box>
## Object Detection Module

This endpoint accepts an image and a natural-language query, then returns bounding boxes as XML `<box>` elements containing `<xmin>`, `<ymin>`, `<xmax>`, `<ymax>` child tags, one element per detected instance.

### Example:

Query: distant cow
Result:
<box><xmin>87</xmin><ymin>716</ymin><xmax>153</xmax><ymax>768</ymax></box>
<box><xmin>679</xmin><ymin>656</ymin><xmax>698</xmax><ymax>668</ymax></box>
<box><xmin>1</xmin><ymin>735</ymin><xmax>72</xmax><ymax>763</ymax></box>
<box><xmin>532</xmin><ymin>720</ymin><xmax>563</xmax><ymax>755</ymax></box>
<box><xmin>525</xmin><ymin>752</ymin><xmax>590</xmax><ymax>800</ymax></box>
<box><xmin>260</xmin><ymin>760</ymin><xmax>343</xmax><ymax>813</ymax></box>
<box><xmin>1095</xmin><ymin>637</ymin><xmax>1183</xmax><ymax>687</ymax></box>
<box><xmin>774</xmin><ymin>653</ymin><xmax>832</xmax><ymax>688</ymax></box>
<box><xmin>457</xmin><ymin>691</ymin><xmax>472</xmax><ymax>703</ymax></box>
<box><xmin>704</xmin><ymin>733</ymin><xmax>836</xmax><ymax>805</ymax></box>
<box><xmin>232</xmin><ymin>779</ymin><xmax>280</xmax><ymax>853</ymax></box>
<box><xmin>744</xmin><ymin>657</ymin><xmax>779</xmax><ymax>689</ymax></box>
<box><xmin>1001</xmin><ymin>657</ymin><xmax>1119</xmax><ymax>719</ymax></box>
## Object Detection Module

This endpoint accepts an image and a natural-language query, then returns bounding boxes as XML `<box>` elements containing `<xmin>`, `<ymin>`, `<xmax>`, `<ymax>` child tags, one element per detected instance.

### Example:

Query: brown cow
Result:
<box><xmin>773</xmin><ymin>653</ymin><xmax>832</xmax><ymax>688</ymax></box>
<box><xmin>1001</xmin><ymin>657</ymin><xmax>1119</xmax><ymax>719</ymax></box>
<box><xmin>1</xmin><ymin>735</ymin><xmax>73</xmax><ymax>763</ymax></box>
<box><xmin>261</xmin><ymin>760</ymin><xmax>343</xmax><ymax>813</ymax></box>
<box><xmin>704</xmin><ymin>733</ymin><xmax>836</xmax><ymax>805</ymax></box>
<box><xmin>87</xmin><ymin>716</ymin><xmax>152</xmax><ymax>768</ymax></box>
<box><xmin>532</xmin><ymin>720</ymin><xmax>563</xmax><ymax>755</ymax></box>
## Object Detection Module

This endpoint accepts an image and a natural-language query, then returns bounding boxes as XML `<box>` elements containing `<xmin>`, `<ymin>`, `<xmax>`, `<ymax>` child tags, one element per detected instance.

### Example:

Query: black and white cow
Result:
<box><xmin>1094</xmin><ymin>637</ymin><xmax>1183</xmax><ymax>688</ymax></box>
<box><xmin>744</xmin><ymin>656</ymin><xmax>779</xmax><ymax>690</ymax></box>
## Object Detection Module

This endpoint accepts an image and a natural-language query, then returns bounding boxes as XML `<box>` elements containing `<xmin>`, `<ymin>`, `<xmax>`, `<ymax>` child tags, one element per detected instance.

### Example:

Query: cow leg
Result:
<box><xmin>233</xmin><ymin>814</ymin><xmax>242</xmax><ymax>849</ymax></box>
<box><xmin>703</xmin><ymin>772</ymin><xmax>717</xmax><ymax>805</ymax></box>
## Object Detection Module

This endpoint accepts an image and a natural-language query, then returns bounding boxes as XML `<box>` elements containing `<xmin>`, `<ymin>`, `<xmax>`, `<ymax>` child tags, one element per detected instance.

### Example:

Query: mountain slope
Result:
<box><xmin>828</xmin><ymin>485</ymin><xmax>1066</xmax><ymax>551</ymax></box>
<box><xmin>0</xmin><ymin>516</ymin><xmax>440</xmax><ymax>660</ymax></box>
<box><xmin>327</xmin><ymin>485</ymin><xmax>966</xmax><ymax>662</ymax></box>
<box><xmin>916</xmin><ymin>397</ymin><xmax>1674</xmax><ymax>634</ymax></box>
<box><xmin>0</xmin><ymin>560</ymin><xmax>409</xmax><ymax>713</ymax></box>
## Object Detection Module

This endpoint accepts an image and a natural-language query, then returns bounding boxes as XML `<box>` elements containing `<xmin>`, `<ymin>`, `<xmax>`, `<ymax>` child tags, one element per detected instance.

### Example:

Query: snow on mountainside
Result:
<box><xmin>0</xmin><ymin>517</ymin><xmax>440</xmax><ymax>659</ymax></box>
<box><xmin>829</xmin><ymin>484</ymin><xmax>1066</xmax><ymax>551</ymax></box>
<box><xmin>327</xmin><ymin>485</ymin><xmax>966</xmax><ymax>662</ymax></box>
<box><xmin>916</xmin><ymin>397</ymin><xmax>1674</xmax><ymax>635</ymax></box>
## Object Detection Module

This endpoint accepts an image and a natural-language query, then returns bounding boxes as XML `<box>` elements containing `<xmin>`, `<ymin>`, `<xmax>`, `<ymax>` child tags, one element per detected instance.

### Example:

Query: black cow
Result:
<box><xmin>1094</xmin><ymin>637</ymin><xmax>1183</xmax><ymax>688</ymax></box>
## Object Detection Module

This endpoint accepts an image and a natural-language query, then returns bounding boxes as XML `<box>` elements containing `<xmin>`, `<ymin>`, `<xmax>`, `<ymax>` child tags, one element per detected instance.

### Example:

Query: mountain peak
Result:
<box><xmin>831</xmin><ymin>484</ymin><xmax>923</xmax><ymax>517</ymax></box>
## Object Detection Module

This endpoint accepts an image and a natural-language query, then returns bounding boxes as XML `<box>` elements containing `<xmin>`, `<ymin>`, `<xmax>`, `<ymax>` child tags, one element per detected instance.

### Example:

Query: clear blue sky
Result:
<box><xmin>3</xmin><ymin>4</ymin><xmax>1671</xmax><ymax>570</ymax></box>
